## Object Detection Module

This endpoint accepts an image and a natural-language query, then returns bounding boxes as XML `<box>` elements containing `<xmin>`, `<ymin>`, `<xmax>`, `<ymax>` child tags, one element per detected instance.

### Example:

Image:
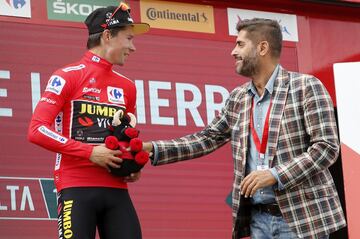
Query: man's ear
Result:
<box><xmin>258</xmin><ymin>41</ymin><xmax>270</xmax><ymax>57</ymax></box>
<box><xmin>101</xmin><ymin>29</ymin><xmax>112</xmax><ymax>43</ymax></box>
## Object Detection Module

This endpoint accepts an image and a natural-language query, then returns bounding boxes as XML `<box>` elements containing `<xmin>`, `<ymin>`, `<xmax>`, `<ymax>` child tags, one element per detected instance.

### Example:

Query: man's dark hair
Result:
<box><xmin>86</xmin><ymin>26</ymin><xmax>127</xmax><ymax>49</ymax></box>
<box><xmin>236</xmin><ymin>18</ymin><xmax>282</xmax><ymax>58</ymax></box>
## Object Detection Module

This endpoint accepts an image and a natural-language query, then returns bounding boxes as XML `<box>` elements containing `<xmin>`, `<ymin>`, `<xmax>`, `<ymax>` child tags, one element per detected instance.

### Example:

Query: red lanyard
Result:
<box><xmin>249</xmin><ymin>97</ymin><xmax>273</xmax><ymax>159</ymax></box>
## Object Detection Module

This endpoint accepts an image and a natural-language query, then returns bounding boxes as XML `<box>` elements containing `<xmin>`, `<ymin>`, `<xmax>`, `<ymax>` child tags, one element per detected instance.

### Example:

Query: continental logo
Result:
<box><xmin>146</xmin><ymin>8</ymin><xmax>208</xmax><ymax>23</ymax></box>
<box><xmin>140</xmin><ymin>0</ymin><xmax>215</xmax><ymax>33</ymax></box>
<box><xmin>79</xmin><ymin>103</ymin><xmax>118</xmax><ymax>118</ymax></box>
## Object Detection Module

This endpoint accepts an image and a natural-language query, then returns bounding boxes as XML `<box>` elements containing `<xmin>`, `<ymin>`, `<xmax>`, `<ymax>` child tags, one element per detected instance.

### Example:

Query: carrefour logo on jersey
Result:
<box><xmin>45</xmin><ymin>75</ymin><xmax>66</xmax><ymax>95</ymax></box>
<box><xmin>107</xmin><ymin>86</ymin><xmax>125</xmax><ymax>104</ymax></box>
<box><xmin>47</xmin><ymin>0</ymin><xmax>119</xmax><ymax>22</ymax></box>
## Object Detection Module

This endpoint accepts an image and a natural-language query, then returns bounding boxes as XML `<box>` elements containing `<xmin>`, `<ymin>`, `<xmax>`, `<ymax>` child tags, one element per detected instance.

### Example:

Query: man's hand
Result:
<box><xmin>123</xmin><ymin>171</ymin><xmax>141</xmax><ymax>183</ymax></box>
<box><xmin>240</xmin><ymin>170</ymin><xmax>277</xmax><ymax>198</ymax></box>
<box><xmin>89</xmin><ymin>144</ymin><xmax>123</xmax><ymax>172</ymax></box>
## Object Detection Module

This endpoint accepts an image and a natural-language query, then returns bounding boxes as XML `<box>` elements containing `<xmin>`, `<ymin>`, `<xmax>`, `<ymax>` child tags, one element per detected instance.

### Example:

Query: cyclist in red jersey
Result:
<box><xmin>28</xmin><ymin>3</ymin><xmax>150</xmax><ymax>239</ymax></box>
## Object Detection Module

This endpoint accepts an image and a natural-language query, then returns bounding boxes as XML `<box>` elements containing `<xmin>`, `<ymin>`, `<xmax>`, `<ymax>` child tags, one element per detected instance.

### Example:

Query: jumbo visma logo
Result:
<box><xmin>78</xmin><ymin>103</ymin><xmax>118</xmax><ymax>118</ymax></box>
<box><xmin>77</xmin><ymin>103</ymin><xmax>119</xmax><ymax>128</ymax></box>
<box><xmin>47</xmin><ymin>0</ymin><xmax>120</xmax><ymax>22</ymax></box>
<box><xmin>71</xmin><ymin>101</ymin><xmax>124</xmax><ymax>144</ymax></box>
<box><xmin>58</xmin><ymin>200</ymin><xmax>74</xmax><ymax>239</ymax></box>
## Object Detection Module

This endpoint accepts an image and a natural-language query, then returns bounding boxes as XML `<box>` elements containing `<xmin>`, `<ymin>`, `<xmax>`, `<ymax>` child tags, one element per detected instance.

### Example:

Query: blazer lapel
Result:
<box><xmin>237</xmin><ymin>89</ymin><xmax>253</xmax><ymax>173</ymax></box>
<box><xmin>268</xmin><ymin>66</ymin><xmax>290</xmax><ymax>166</ymax></box>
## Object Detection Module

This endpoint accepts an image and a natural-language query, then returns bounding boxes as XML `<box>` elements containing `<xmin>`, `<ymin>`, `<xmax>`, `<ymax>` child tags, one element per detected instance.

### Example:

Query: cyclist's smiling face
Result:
<box><xmin>106</xmin><ymin>26</ymin><xmax>136</xmax><ymax>66</ymax></box>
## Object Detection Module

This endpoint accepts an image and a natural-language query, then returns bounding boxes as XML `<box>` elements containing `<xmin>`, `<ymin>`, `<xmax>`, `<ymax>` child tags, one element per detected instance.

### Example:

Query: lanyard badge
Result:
<box><xmin>250</xmin><ymin>98</ymin><xmax>272</xmax><ymax>171</ymax></box>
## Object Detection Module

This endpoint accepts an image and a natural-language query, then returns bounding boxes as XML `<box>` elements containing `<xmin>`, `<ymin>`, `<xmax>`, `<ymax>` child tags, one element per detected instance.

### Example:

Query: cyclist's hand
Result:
<box><xmin>89</xmin><ymin>144</ymin><xmax>123</xmax><ymax>172</ymax></box>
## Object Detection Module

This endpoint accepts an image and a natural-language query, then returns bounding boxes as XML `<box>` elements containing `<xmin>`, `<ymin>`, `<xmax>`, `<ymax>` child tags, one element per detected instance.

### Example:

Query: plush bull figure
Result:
<box><xmin>105</xmin><ymin>109</ymin><xmax>149</xmax><ymax>176</ymax></box>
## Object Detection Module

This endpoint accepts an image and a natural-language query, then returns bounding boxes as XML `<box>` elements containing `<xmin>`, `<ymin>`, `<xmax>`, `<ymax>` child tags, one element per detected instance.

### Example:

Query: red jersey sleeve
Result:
<box><xmin>28</xmin><ymin>69</ymin><xmax>94</xmax><ymax>160</ymax></box>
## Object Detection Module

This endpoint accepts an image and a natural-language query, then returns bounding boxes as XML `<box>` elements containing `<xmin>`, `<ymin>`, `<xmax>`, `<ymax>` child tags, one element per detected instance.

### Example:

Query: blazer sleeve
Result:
<box><xmin>151</xmin><ymin>93</ymin><xmax>235</xmax><ymax>166</ymax></box>
<box><xmin>275</xmin><ymin>76</ymin><xmax>340</xmax><ymax>189</ymax></box>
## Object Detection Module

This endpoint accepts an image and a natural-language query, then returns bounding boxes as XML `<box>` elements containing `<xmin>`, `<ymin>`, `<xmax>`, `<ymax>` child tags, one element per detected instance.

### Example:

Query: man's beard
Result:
<box><xmin>237</xmin><ymin>50</ymin><xmax>259</xmax><ymax>77</ymax></box>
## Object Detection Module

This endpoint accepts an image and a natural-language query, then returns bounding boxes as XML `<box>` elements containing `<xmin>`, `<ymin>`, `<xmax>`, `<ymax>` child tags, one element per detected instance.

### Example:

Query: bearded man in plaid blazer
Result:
<box><xmin>143</xmin><ymin>18</ymin><xmax>346</xmax><ymax>238</ymax></box>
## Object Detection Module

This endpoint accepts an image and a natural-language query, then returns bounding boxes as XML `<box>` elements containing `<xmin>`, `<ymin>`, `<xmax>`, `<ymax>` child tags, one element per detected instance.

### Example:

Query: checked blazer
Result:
<box><xmin>152</xmin><ymin>66</ymin><xmax>346</xmax><ymax>238</ymax></box>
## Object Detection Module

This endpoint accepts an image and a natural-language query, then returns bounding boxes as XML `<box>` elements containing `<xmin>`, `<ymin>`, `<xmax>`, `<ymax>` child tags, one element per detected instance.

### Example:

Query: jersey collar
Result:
<box><xmin>83</xmin><ymin>51</ymin><xmax>113</xmax><ymax>71</ymax></box>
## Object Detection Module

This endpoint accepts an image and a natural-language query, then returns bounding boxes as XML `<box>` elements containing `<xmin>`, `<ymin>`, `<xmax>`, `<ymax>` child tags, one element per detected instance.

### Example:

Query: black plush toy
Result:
<box><xmin>105</xmin><ymin>109</ymin><xmax>149</xmax><ymax>176</ymax></box>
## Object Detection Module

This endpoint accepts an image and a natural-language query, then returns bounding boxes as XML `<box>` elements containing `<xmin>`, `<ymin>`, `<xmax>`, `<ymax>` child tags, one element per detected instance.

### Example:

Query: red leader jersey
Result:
<box><xmin>28</xmin><ymin>51</ymin><xmax>137</xmax><ymax>191</ymax></box>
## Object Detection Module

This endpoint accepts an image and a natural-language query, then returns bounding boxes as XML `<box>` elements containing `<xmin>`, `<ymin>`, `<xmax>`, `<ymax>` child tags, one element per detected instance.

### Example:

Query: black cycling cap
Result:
<box><xmin>84</xmin><ymin>2</ymin><xmax>150</xmax><ymax>35</ymax></box>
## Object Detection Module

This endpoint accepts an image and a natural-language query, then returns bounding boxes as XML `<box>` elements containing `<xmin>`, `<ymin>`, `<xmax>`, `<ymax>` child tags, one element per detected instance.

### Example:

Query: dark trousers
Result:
<box><xmin>57</xmin><ymin>187</ymin><xmax>141</xmax><ymax>239</ymax></box>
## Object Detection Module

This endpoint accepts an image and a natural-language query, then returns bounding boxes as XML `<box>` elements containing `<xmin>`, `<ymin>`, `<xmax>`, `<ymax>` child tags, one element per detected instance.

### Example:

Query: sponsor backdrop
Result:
<box><xmin>4</xmin><ymin>0</ymin><xmax>359</xmax><ymax>238</ymax></box>
<box><xmin>140</xmin><ymin>0</ymin><xmax>215</xmax><ymax>33</ymax></box>
<box><xmin>0</xmin><ymin>0</ymin><xmax>31</xmax><ymax>18</ymax></box>
<box><xmin>0</xmin><ymin>1</ymin><xmax>299</xmax><ymax>238</ymax></box>
<box><xmin>227</xmin><ymin>8</ymin><xmax>298</xmax><ymax>42</ymax></box>
<box><xmin>47</xmin><ymin>0</ymin><xmax>119</xmax><ymax>22</ymax></box>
